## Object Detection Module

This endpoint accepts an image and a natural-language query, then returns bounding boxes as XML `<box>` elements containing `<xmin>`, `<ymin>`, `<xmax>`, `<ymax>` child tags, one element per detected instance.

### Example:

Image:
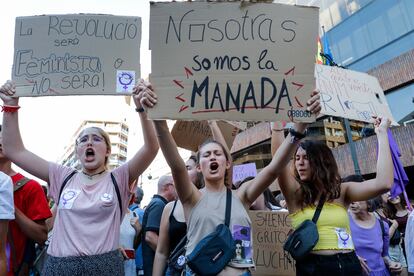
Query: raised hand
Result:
<box><xmin>132</xmin><ymin>79</ymin><xmax>158</xmax><ymax>111</ymax></box>
<box><xmin>306</xmin><ymin>89</ymin><xmax>321</xmax><ymax>116</ymax></box>
<box><xmin>0</xmin><ymin>80</ymin><xmax>19</xmax><ymax>106</ymax></box>
<box><xmin>373</xmin><ymin>116</ymin><xmax>391</xmax><ymax>134</ymax></box>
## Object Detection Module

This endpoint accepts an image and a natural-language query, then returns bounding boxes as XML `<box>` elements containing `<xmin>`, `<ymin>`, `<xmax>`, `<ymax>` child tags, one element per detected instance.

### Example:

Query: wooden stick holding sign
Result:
<box><xmin>148</xmin><ymin>1</ymin><xmax>318</xmax><ymax>122</ymax></box>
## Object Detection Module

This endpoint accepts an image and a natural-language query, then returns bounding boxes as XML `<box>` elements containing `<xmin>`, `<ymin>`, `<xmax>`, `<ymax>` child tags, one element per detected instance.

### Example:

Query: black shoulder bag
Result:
<box><xmin>283</xmin><ymin>197</ymin><xmax>325</xmax><ymax>261</ymax></box>
<box><xmin>186</xmin><ymin>188</ymin><xmax>236</xmax><ymax>276</ymax></box>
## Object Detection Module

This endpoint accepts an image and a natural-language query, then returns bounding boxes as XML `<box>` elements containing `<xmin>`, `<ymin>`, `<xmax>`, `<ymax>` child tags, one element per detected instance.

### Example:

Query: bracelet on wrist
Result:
<box><xmin>135</xmin><ymin>107</ymin><xmax>145</xmax><ymax>113</ymax></box>
<box><xmin>289</xmin><ymin>128</ymin><xmax>307</xmax><ymax>144</ymax></box>
<box><xmin>1</xmin><ymin>105</ymin><xmax>20</xmax><ymax>113</ymax></box>
<box><xmin>272</xmin><ymin>128</ymin><xmax>284</xmax><ymax>132</ymax></box>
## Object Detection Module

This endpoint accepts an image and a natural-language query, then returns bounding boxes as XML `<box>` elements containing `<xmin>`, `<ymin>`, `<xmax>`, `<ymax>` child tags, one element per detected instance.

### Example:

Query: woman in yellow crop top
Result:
<box><xmin>271</xmin><ymin>117</ymin><xmax>394</xmax><ymax>276</ymax></box>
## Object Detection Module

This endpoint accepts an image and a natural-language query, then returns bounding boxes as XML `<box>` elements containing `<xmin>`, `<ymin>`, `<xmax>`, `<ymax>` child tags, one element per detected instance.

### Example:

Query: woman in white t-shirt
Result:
<box><xmin>0</xmin><ymin>172</ymin><xmax>14</xmax><ymax>275</ymax></box>
<box><xmin>119</xmin><ymin>208</ymin><xmax>141</xmax><ymax>276</ymax></box>
<box><xmin>0</xmin><ymin>79</ymin><xmax>159</xmax><ymax>276</ymax></box>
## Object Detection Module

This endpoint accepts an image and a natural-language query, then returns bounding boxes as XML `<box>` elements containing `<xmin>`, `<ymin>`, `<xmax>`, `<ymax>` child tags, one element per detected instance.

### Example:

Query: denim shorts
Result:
<box><xmin>295</xmin><ymin>251</ymin><xmax>363</xmax><ymax>276</ymax></box>
<box><xmin>389</xmin><ymin>244</ymin><xmax>408</xmax><ymax>268</ymax></box>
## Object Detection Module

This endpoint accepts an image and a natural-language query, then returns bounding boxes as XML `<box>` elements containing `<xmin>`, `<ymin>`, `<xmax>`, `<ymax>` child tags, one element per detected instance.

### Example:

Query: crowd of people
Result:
<box><xmin>0</xmin><ymin>77</ymin><xmax>412</xmax><ymax>276</ymax></box>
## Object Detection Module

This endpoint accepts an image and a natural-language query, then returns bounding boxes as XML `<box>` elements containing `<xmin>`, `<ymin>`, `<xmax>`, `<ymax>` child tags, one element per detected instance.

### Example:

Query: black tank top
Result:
<box><xmin>168</xmin><ymin>200</ymin><xmax>187</xmax><ymax>251</ymax></box>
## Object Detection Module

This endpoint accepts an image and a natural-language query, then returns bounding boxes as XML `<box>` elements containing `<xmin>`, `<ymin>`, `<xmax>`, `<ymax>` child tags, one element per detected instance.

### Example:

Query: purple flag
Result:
<box><xmin>388</xmin><ymin>129</ymin><xmax>409</xmax><ymax>199</ymax></box>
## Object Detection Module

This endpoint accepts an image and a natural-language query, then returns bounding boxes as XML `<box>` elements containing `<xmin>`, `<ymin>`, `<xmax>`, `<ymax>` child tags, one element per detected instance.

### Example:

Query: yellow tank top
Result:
<box><xmin>289</xmin><ymin>203</ymin><xmax>354</xmax><ymax>251</ymax></box>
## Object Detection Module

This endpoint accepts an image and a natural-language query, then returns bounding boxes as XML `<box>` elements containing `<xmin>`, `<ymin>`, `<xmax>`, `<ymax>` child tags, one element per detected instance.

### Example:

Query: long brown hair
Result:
<box><xmin>293</xmin><ymin>140</ymin><xmax>341</xmax><ymax>208</ymax></box>
<box><xmin>197</xmin><ymin>139</ymin><xmax>231</xmax><ymax>187</ymax></box>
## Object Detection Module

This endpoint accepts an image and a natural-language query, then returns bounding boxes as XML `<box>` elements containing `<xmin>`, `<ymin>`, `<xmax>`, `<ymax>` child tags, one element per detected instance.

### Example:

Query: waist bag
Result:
<box><xmin>283</xmin><ymin>196</ymin><xmax>325</xmax><ymax>261</ymax></box>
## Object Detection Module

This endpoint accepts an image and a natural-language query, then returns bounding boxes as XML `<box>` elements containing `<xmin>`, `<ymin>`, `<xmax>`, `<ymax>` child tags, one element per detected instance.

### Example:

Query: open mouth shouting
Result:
<box><xmin>85</xmin><ymin>148</ymin><xmax>96</xmax><ymax>162</ymax></box>
<box><xmin>209</xmin><ymin>161</ymin><xmax>219</xmax><ymax>173</ymax></box>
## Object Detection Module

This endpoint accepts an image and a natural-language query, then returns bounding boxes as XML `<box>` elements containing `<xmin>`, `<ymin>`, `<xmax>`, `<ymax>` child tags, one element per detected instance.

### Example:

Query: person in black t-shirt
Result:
<box><xmin>141</xmin><ymin>175</ymin><xmax>176</xmax><ymax>276</ymax></box>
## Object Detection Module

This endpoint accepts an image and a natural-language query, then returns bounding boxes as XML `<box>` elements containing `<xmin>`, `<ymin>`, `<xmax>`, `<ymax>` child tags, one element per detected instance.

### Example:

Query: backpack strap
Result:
<box><xmin>377</xmin><ymin>216</ymin><xmax>386</xmax><ymax>255</ymax></box>
<box><xmin>110</xmin><ymin>173</ymin><xmax>123</xmax><ymax>220</ymax></box>
<box><xmin>9</xmin><ymin>177</ymin><xmax>31</xmax><ymax>272</ymax></box>
<box><xmin>57</xmin><ymin>170</ymin><xmax>77</xmax><ymax>205</ymax></box>
<box><xmin>14</xmin><ymin>177</ymin><xmax>31</xmax><ymax>192</ymax></box>
<box><xmin>224</xmin><ymin>188</ymin><xmax>232</xmax><ymax>227</ymax></box>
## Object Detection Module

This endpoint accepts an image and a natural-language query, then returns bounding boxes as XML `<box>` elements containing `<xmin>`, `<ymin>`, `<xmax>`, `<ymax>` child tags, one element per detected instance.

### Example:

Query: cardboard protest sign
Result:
<box><xmin>233</xmin><ymin>163</ymin><xmax>257</xmax><ymax>184</ymax></box>
<box><xmin>13</xmin><ymin>14</ymin><xmax>141</xmax><ymax>96</ymax></box>
<box><xmin>249</xmin><ymin>211</ymin><xmax>295</xmax><ymax>276</ymax></box>
<box><xmin>171</xmin><ymin>120</ymin><xmax>239</xmax><ymax>152</ymax></box>
<box><xmin>315</xmin><ymin>64</ymin><xmax>396</xmax><ymax>123</ymax></box>
<box><xmin>149</xmin><ymin>2</ymin><xmax>318</xmax><ymax>122</ymax></box>
<box><xmin>227</xmin><ymin>121</ymin><xmax>248</xmax><ymax>131</ymax></box>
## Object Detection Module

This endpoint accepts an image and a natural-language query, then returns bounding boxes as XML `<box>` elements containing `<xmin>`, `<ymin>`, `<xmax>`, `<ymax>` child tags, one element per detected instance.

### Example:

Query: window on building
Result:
<box><xmin>387</xmin><ymin>3</ymin><xmax>410</xmax><ymax>39</ymax></box>
<box><xmin>367</xmin><ymin>16</ymin><xmax>389</xmax><ymax>50</ymax></box>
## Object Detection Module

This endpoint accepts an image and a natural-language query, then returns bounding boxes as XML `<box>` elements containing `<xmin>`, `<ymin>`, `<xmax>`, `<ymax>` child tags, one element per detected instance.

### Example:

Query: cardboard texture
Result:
<box><xmin>249</xmin><ymin>211</ymin><xmax>295</xmax><ymax>276</ymax></box>
<box><xmin>13</xmin><ymin>14</ymin><xmax>141</xmax><ymax>96</ymax></box>
<box><xmin>315</xmin><ymin>64</ymin><xmax>396</xmax><ymax>124</ymax></box>
<box><xmin>171</xmin><ymin>120</ymin><xmax>239</xmax><ymax>152</ymax></box>
<box><xmin>232</xmin><ymin>163</ymin><xmax>257</xmax><ymax>184</ymax></box>
<box><xmin>149</xmin><ymin>2</ymin><xmax>318</xmax><ymax>122</ymax></box>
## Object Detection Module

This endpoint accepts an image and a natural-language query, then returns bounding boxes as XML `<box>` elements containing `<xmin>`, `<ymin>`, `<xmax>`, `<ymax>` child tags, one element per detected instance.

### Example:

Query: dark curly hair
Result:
<box><xmin>293</xmin><ymin>140</ymin><xmax>341</xmax><ymax>208</ymax></box>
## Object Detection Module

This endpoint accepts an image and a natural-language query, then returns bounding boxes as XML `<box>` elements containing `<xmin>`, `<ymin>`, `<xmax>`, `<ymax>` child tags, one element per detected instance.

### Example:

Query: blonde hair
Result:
<box><xmin>76</xmin><ymin>127</ymin><xmax>112</xmax><ymax>168</ymax></box>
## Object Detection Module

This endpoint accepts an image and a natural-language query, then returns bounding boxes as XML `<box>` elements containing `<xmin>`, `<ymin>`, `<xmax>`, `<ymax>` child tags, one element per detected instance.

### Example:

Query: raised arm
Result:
<box><xmin>238</xmin><ymin>91</ymin><xmax>321</xmax><ymax>208</ymax></box>
<box><xmin>343</xmin><ymin>117</ymin><xmax>393</xmax><ymax>203</ymax></box>
<box><xmin>270</xmin><ymin>122</ymin><xmax>300</xmax><ymax>211</ymax></box>
<box><xmin>153</xmin><ymin>120</ymin><xmax>199</xmax><ymax>208</ymax></box>
<box><xmin>238</xmin><ymin>123</ymin><xmax>307</xmax><ymax>207</ymax></box>
<box><xmin>0</xmin><ymin>81</ymin><xmax>49</xmax><ymax>181</ymax></box>
<box><xmin>207</xmin><ymin>120</ymin><xmax>233</xmax><ymax>187</ymax></box>
<box><xmin>127</xmin><ymin>80</ymin><xmax>159</xmax><ymax>185</ymax></box>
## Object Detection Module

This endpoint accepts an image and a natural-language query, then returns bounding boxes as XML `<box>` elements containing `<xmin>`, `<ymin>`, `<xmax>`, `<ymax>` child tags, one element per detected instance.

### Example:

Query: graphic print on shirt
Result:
<box><xmin>101</xmin><ymin>193</ymin><xmax>113</xmax><ymax>202</ymax></box>
<box><xmin>59</xmin><ymin>189</ymin><xmax>81</xmax><ymax>209</ymax></box>
<box><xmin>231</xmin><ymin>225</ymin><xmax>254</xmax><ymax>266</ymax></box>
<box><xmin>335</xmin><ymin>227</ymin><xmax>354</xmax><ymax>249</ymax></box>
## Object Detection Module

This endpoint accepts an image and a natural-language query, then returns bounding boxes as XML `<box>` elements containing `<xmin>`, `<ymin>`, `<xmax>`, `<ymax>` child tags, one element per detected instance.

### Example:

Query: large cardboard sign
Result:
<box><xmin>315</xmin><ymin>64</ymin><xmax>396</xmax><ymax>123</ymax></box>
<box><xmin>171</xmin><ymin>120</ymin><xmax>239</xmax><ymax>152</ymax></box>
<box><xmin>149</xmin><ymin>2</ymin><xmax>318</xmax><ymax>122</ymax></box>
<box><xmin>249</xmin><ymin>211</ymin><xmax>295</xmax><ymax>276</ymax></box>
<box><xmin>13</xmin><ymin>14</ymin><xmax>141</xmax><ymax>96</ymax></box>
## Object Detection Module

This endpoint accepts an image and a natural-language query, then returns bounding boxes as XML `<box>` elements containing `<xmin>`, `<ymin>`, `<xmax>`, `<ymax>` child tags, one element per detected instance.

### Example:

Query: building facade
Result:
<box><xmin>59</xmin><ymin>120</ymin><xmax>129</xmax><ymax>170</ymax></box>
<box><xmin>321</xmin><ymin>0</ymin><xmax>414</xmax><ymax>124</ymax></box>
